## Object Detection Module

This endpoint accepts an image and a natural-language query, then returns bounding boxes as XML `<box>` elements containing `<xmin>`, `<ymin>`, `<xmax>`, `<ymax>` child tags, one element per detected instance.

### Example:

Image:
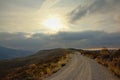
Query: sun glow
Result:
<box><xmin>43</xmin><ymin>17</ymin><xmax>65</xmax><ymax>33</ymax></box>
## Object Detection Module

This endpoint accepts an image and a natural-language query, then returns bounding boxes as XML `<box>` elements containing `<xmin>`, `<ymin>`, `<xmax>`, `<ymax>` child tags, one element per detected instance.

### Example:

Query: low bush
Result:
<box><xmin>80</xmin><ymin>48</ymin><xmax>120</xmax><ymax>77</ymax></box>
<box><xmin>0</xmin><ymin>49</ymin><xmax>71</xmax><ymax>80</ymax></box>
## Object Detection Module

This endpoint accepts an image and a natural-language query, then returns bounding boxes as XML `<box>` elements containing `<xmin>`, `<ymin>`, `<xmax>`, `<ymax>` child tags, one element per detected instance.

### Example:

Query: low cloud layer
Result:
<box><xmin>0</xmin><ymin>31</ymin><xmax>120</xmax><ymax>51</ymax></box>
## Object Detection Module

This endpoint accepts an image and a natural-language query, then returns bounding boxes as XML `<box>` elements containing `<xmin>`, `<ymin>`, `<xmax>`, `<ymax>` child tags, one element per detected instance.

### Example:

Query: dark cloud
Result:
<box><xmin>69</xmin><ymin>0</ymin><xmax>120</xmax><ymax>22</ymax></box>
<box><xmin>0</xmin><ymin>31</ymin><xmax>120</xmax><ymax>51</ymax></box>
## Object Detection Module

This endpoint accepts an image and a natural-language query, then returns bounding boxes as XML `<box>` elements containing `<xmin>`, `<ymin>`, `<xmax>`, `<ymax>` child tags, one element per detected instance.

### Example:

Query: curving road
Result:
<box><xmin>45</xmin><ymin>52</ymin><xmax>119</xmax><ymax>80</ymax></box>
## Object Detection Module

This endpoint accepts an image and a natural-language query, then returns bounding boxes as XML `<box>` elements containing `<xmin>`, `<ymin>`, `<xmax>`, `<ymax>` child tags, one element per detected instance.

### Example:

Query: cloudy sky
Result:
<box><xmin>0</xmin><ymin>0</ymin><xmax>120</xmax><ymax>51</ymax></box>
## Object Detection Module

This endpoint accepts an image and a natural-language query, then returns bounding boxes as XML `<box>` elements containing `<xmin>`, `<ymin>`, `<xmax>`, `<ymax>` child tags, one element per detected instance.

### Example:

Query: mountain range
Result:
<box><xmin>0</xmin><ymin>46</ymin><xmax>33</xmax><ymax>60</ymax></box>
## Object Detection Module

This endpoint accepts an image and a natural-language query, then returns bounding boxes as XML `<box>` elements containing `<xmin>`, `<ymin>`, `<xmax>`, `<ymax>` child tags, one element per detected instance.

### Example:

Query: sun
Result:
<box><xmin>43</xmin><ymin>17</ymin><xmax>64</xmax><ymax>32</ymax></box>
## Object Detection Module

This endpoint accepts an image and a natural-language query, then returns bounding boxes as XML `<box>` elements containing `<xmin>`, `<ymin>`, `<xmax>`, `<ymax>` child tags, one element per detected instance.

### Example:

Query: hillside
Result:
<box><xmin>80</xmin><ymin>48</ymin><xmax>120</xmax><ymax>77</ymax></box>
<box><xmin>1</xmin><ymin>48</ymin><xmax>119</xmax><ymax>80</ymax></box>
<box><xmin>0</xmin><ymin>46</ymin><xmax>33</xmax><ymax>60</ymax></box>
<box><xmin>0</xmin><ymin>48</ymin><xmax>71</xmax><ymax>80</ymax></box>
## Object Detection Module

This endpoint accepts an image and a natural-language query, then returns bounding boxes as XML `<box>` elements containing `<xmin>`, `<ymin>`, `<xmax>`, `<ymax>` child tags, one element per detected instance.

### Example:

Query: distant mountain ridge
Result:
<box><xmin>0</xmin><ymin>46</ymin><xmax>33</xmax><ymax>60</ymax></box>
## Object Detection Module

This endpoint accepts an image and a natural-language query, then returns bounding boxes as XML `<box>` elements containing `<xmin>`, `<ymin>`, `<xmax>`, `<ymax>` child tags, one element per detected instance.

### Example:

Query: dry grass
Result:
<box><xmin>80</xmin><ymin>48</ymin><xmax>120</xmax><ymax>77</ymax></box>
<box><xmin>0</xmin><ymin>49</ymin><xmax>71</xmax><ymax>80</ymax></box>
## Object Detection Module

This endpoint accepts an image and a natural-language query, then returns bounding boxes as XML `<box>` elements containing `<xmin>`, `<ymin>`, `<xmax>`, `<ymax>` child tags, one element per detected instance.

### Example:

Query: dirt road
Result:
<box><xmin>45</xmin><ymin>52</ymin><xmax>119</xmax><ymax>80</ymax></box>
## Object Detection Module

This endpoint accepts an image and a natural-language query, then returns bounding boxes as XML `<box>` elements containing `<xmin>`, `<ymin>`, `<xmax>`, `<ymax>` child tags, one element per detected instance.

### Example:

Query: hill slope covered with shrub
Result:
<box><xmin>0</xmin><ymin>48</ymin><xmax>71</xmax><ymax>80</ymax></box>
<box><xmin>80</xmin><ymin>48</ymin><xmax>120</xmax><ymax>77</ymax></box>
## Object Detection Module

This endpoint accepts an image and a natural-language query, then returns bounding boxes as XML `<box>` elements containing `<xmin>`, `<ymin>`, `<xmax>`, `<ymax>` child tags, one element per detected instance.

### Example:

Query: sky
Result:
<box><xmin>0</xmin><ymin>0</ymin><xmax>120</xmax><ymax>51</ymax></box>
